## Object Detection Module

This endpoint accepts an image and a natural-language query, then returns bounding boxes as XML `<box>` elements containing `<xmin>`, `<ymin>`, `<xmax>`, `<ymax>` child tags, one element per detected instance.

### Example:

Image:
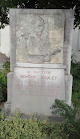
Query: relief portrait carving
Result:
<box><xmin>16</xmin><ymin>14</ymin><xmax>64</xmax><ymax>63</ymax></box>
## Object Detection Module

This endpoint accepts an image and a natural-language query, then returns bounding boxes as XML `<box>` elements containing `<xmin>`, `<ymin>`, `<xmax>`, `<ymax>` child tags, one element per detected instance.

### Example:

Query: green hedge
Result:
<box><xmin>0</xmin><ymin>58</ymin><xmax>10</xmax><ymax>102</ymax></box>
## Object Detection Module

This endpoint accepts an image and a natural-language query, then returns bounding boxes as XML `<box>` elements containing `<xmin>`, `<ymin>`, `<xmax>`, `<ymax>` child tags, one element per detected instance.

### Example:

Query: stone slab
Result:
<box><xmin>15</xmin><ymin>63</ymin><xmax>66</xmax><ymax>69</ymax></box>
<box><xmin>16</xmin><ymin>12</ymin><xmax>64</xmax><ymax>64</ymax></box>
<box><xmin>11</xmin><ymin>65</ymin><xmax>65</xmax><ymax>116</ymax></box>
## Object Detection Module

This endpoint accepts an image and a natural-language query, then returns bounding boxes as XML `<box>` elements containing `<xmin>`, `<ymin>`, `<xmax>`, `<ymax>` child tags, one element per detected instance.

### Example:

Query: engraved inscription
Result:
<box><xmin>15</xmin><ymin>69</ymin><xmax>62</xmax><ymax>98</ymax></box>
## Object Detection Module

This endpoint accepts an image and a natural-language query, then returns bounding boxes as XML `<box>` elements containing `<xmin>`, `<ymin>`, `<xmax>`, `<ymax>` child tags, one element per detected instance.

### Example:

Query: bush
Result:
<box><xmin>50</xmin><ymin>99</ymin><xmax>77</xmax><ymax>124</ymax></box>
<box><xmin>0</xmin><ymin>58</ymin><xmax>10</xmax><ymax>102</ymax></box>
<box><xmin>50</xmin><ymin>99</ymin><xmax>80</xmax><ymax>139</ymax></box>
<box><xmin>0</xmin><ymin>108</ymin><xmax>65</xmax><ymax>139</ymax></box>
<box><xmin>71</xmin><ymin>53</ymin><xmax>80</xmax><ymax>108</ymax></box>
<box><xmin>0</xmin><ymin>78</ymin><xmax>3</xmax><ymax>102</ymax></box>
<box><xmin>2</xmin><ymin>58</ymin><xmax>10</xmax><ymax>77</ymax></box>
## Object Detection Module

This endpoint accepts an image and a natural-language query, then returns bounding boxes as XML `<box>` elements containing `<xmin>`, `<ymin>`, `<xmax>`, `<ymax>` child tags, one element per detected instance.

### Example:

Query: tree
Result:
<box><xmin>0</xmin><ymin>0</ymin><xmax>80</xmax><ymax>29</ymax></box>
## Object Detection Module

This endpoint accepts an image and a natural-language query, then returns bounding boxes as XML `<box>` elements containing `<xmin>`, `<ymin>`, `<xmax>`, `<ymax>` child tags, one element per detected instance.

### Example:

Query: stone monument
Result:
<box><xmin>1</xmin><ymin>9</ymin><xmax>74</xmax><ymax>121</ymax></box>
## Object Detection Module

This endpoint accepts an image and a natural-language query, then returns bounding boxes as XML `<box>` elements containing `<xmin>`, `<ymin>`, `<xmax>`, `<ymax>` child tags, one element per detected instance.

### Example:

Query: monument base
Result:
<box><xmin>1</xmin><ymin>101</ymin><xmax>74</xmax><ymax>122</ymax></box>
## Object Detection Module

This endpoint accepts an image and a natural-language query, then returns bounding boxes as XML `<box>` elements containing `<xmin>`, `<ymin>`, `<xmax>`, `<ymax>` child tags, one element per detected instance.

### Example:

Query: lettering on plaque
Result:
<box><xmin>15</xmin><ymin>70</ymin><xmax>61</xmax><ymax>97</ymax></box>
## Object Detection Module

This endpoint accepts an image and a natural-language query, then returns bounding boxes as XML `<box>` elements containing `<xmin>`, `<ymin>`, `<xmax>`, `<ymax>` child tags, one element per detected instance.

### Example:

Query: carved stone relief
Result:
<box><xmin>16</xmin><ymin>14</ymin><xmax>64</xmax><ymax>63</ymax></box>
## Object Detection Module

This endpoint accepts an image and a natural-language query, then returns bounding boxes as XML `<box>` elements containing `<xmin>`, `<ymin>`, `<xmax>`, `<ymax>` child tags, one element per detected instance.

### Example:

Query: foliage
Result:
<box><xmin>50</xmin><ymin>99</ymin><xmax>80</xmax><ymax>139</ymax></box>
<box><xmin>0</xmin><ymin>0</ymin><xmax>80</xmax><ymax>29</ymax></box>
<box><xmin>0</xmin><ymin>58</ymin><xmax>10</xmax><ymax>102</ymax></box>
<box><xmin>0</xmin><ymin>103</ymin><xmax>80</xmax><ymax>139</ymax></box>
<box><xmin>0</xmin><ymin>106</ymin><xmax>80</xmax><ymax>139</ymax></box>
<box><xmin>50</xmin><ymin>56</ymin><xmax>80</xmax><ymax>138</ymax></box>
<box><xmin>2</xmin><ymin>57</ymin><xmax>10</xmax><ymax>77</ymax></box>
<box><xmin>71</xmin><ymin>53</ymin><xmax>80</xmax><ymax>80</ymax></box>
<box><xmin>70</xmin><ymin>53</ymin><xmax>80</xmax><ymax>108</ymax></box>
<box><xmin>0</xmin><ymin>77</ymin><xmax>3</xmax><ymax>102</ymax></box>
<box><xmin>0</xmin><ymin>108</ymin><xmax>66</xmax><ymax>139</ymax></box>
<box><xmin>50</xmin><ymin>99</ymin><xmax>77</xmax><ymax>124</ymax></box>
<box><xmin>0</xmin><ymin>72</ymin><xmax>7</xmax><ymax>102</ymax></box>
<box><xmin>49</xmin><ymin>54</ymin><xmax>80</xmax><ymax>138</ymax></box>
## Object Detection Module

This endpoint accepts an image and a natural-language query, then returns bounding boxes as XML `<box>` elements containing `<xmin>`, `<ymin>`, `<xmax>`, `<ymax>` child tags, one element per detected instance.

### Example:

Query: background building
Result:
<box><xmin>72</xmin><ymin>27</ymin><xmax>80</xmax><ymax>62</ymax></box>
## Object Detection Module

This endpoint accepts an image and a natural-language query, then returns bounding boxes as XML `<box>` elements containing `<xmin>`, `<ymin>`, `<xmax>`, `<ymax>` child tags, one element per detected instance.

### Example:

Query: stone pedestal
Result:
<box><xmin>11</xmin><ymin>64</ymin><xmax>66</xmax><ymax>116</ymax></box>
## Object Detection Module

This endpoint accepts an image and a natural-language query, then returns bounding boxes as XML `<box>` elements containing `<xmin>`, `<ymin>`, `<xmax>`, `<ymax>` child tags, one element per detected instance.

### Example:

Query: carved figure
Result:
<box><xmin>16</xmin><ymin>14</ymin><xmax>63</xmax><ymax>63</ymax></box>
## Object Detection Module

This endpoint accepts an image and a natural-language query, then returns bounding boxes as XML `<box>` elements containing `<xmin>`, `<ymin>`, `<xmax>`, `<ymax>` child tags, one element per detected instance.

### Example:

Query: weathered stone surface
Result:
<box><xmin>11</xmin><ymin>64</ymin><xmax>65</xmax><ymax>116</ymax></box>
<box><xmin>9</xmin><ymin>9</ymin><xmax>74</xmax><ymax>73</ymax></box>
<box><xmin>16</xmin><ymin>13</ymin><xmax>64</xmax><ymax>64</ymax></box>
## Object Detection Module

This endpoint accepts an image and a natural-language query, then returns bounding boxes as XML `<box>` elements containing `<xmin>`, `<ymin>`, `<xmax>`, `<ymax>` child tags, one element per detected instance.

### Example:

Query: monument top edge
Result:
<box><xmin>14</xmin><ymin>63</ymin><xmax>66</xmax><ymax>69</ymax></box>
<box><xmin>9</xmin><ymin>8</ymin><xmax>74</xmax><ymax>16</ymax></box>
